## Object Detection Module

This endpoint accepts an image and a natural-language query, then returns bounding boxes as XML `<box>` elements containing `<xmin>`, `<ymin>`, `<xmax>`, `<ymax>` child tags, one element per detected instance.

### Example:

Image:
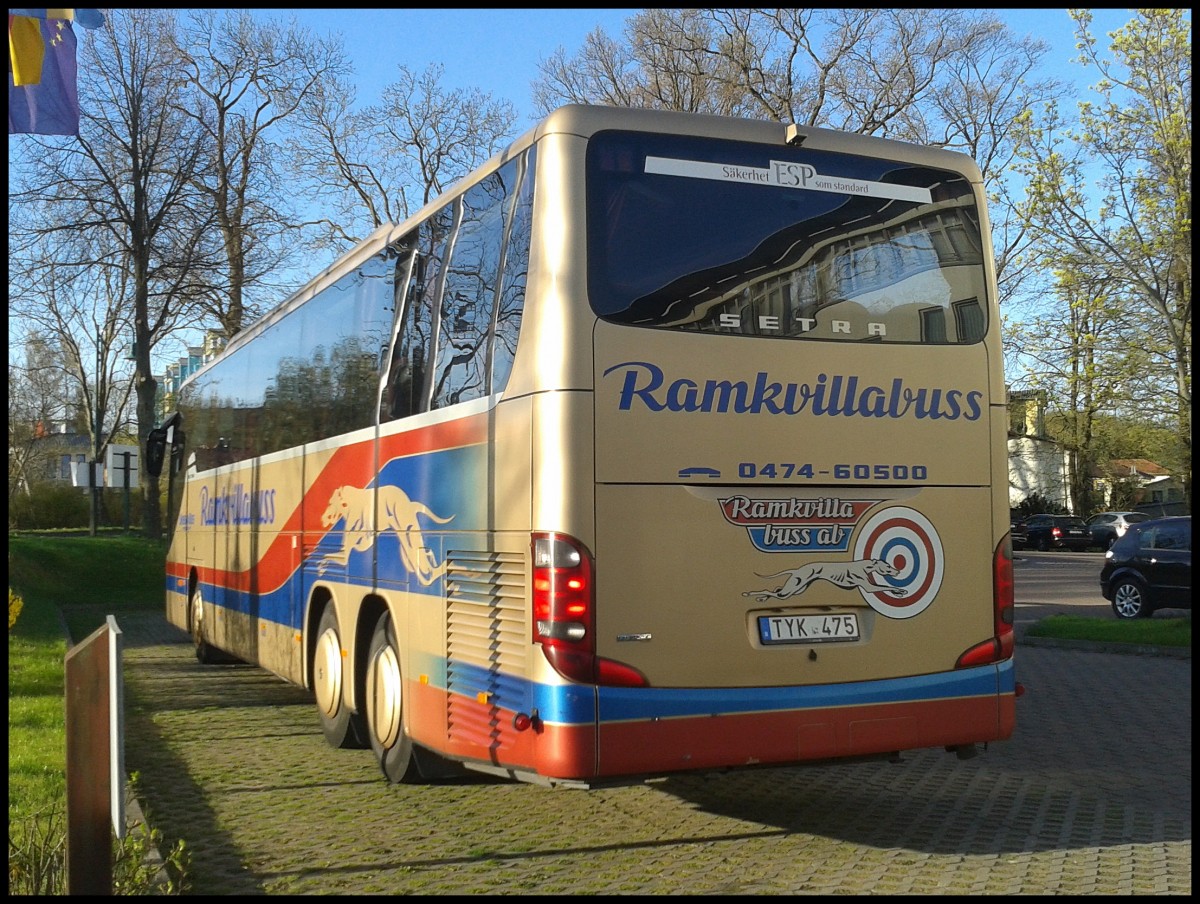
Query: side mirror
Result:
<box><xmin>146</xmin><ymin>426</ymin><xmax>168</xmax><ymax>478</ymax></box>
<box><xmin>146</xmin><ymin>412</ymin><xmax>183</xmax><ymax>478</ymax></box>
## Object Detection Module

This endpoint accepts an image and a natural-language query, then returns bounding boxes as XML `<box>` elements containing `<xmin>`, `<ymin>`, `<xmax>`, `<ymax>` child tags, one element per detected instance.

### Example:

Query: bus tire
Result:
<box><xmin>314</xmin><ymin>606</ymin><xmax>368</xmax><ymax>749</ymax></box>
<box><xmin>190</xmin><ymin>586</ymin><xmax>220</xmax><ymax>665</ymax></box>
<box><xmin>366</xmin><ymin>611</ymin><xmax>422</xmax><ymax>783</ymax></box>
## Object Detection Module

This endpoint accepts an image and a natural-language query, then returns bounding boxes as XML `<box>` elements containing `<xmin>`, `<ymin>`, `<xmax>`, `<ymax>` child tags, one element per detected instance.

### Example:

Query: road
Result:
<box><xmin>112</xmin><ymin>562</ymin><xmax>1191</xmax><ymax>895</ymax></box>
<box><xmin>1012</xmin><ymin>549</ymin><xmax>1190</xmax><ymax>626</ymax></box>
<box><xmin>1013</xmin><ymin>549</ymin><xmax>1112</xmax><ymax>626</ymax></box>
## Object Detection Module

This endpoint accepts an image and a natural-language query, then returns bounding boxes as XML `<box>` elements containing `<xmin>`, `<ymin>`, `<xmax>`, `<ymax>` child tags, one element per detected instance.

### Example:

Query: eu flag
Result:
<box><xmin>8</xmin><ymin>14</ymin><xmax>80</xmax><ymax>136</ymax></box>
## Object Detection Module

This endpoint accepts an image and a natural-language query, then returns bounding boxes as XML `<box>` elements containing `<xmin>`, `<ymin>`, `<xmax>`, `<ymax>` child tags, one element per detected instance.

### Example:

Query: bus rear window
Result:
<box><xmin>586</xmin><ymin>130</ymin><xmax>989</xmax><ymax>344</ymax></box>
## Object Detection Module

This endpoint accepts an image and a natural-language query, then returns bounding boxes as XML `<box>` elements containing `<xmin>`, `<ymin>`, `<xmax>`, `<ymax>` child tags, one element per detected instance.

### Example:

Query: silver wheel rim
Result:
<box><xmin>191</xmin><ymin>592</ymin><xmax>203</xmax><ymax>638</ymax></box>
<box><xmin>314</xmin><ymin>625</ymin><xmax>343</xmax><ymax>718</ymax></box>
<box><xmin>368</xmin><ymin>642</ymin><xmax>402</xmax><ymax>749</ymax></box>
<box><xmin>1113</xmin><ymin>584</ymin><xmax>1142</xmax><ymax>617</ymax></box>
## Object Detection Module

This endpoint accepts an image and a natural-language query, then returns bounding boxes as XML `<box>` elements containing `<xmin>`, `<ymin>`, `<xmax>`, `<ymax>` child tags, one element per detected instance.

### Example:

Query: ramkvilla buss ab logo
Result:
<box><xmin>719</xmin><ymin>495</ymin><xmax>880</xmax><ymax>553</ymax></box>
<box><xmin>737</xmin><ymin>505</ymin><xmax>943</xmax><ymax>619</ymax></box>
<box><xmin>851</xmin><ymin>506</ymin><xmax>943</xmax><ymax>618</ymax></box>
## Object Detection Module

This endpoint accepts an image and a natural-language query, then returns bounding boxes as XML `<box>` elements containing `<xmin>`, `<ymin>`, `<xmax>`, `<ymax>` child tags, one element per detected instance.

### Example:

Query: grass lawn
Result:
<box><xmin>8</xmin><ymin>533</ymin><xmax>167</xmax><ymax>826</ymax></box>
<box><xmin>1024</xmin><ymin>612</ymin><xmax>1191</xmax><ymax>647</ymax></box>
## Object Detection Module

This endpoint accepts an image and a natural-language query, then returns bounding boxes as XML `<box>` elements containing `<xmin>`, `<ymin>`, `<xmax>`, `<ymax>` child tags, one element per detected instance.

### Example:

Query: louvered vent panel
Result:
<box><xmin>445</xmin><ymin>551</ymin><xmax>528</xmax><ymax>750</ymax></box>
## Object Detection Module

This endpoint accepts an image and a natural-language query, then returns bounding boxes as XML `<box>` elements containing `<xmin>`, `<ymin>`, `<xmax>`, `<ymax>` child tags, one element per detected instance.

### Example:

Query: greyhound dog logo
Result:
<box><xmin>742</xmin><ymin>558</ymin><xmax>905</xmax><ymax>603</ymax></box>
<box><xmin>317</xmin><ymin>485</ymin><xmax>453</xmax><ymax>585</ymax></box>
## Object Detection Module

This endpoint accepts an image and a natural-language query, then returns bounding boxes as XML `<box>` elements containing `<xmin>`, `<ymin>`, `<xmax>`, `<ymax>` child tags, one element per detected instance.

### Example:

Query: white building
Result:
<box><xmin>1007</xmin><ymin>389</ymin><xmax>1074</xmax><ymax>514</ymax></box>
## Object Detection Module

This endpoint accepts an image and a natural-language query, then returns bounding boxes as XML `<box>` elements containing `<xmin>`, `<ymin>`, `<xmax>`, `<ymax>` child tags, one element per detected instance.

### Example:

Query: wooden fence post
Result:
<box><xmin>65</xmin><ymin>616</ymin><xmax>124</xmax><ymax>894</ymax></box>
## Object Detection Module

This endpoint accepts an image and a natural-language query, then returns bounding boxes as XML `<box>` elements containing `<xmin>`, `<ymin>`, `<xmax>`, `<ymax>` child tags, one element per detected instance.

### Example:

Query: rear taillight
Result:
<box><xmin>533</xmin><ymin>533</ymin><xmax>592</xmax><ymax>643</ymax></box>
<box><xmin>531</xmin><ymin>532</ymin><xmax>647</xmax><ymax>688</ymax></box>
<box><xmin>1052</xmin><ymin>527</ymin><xmax>1062</xmax><ymax>539</ymax></box>
<box><xmin>956</xmin><ymin>534</ymin><xmax>1015</xmax><ymax>668</ymax></box>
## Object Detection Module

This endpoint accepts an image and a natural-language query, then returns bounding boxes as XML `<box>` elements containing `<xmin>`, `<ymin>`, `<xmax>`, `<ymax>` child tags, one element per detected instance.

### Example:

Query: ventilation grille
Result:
<box><xmin>445</xmin><ymin>550</ymin><xmax>527</xmax><ymax>749</ymax></box>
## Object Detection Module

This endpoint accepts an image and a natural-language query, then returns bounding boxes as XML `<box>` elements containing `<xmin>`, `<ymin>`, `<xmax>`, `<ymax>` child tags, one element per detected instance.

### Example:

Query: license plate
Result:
<box><xmin>758</xmin><ymin>613</ymin><xmax>860</xmax><ymax>645</ymax></box>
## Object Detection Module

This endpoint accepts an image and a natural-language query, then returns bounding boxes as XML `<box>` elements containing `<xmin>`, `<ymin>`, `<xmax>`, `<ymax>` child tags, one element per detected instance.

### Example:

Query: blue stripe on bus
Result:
<box><xmin>437</xmin><ymin>655</ymin><xmax>1013</xmax><ymax>726</ymax></box>
<box><xmin>593</xmin><ymin>657</ymin><xmax>1014</xmax><ymax>724</ymax></box>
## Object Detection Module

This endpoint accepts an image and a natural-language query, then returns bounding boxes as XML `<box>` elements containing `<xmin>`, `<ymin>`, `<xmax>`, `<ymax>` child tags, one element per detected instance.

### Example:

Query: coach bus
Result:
<box><xmin>149</xmin><ymin>104</ymin><xmax>1018</xmax><ymax>788</ymax></box>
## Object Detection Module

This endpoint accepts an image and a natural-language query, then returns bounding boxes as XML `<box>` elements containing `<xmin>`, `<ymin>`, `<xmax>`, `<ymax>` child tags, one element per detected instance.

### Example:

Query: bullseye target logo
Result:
<box><xmin>853</xmin><ymin>507</ymin><xmax>943</xmax><ymax>618</ymax></box>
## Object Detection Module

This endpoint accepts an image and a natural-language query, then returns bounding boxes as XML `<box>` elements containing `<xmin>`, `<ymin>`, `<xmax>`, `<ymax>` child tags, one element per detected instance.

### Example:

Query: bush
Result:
<box><xmin>7</xmin><ymin>801</ymin><xmax>64</xmax><ymax>895</ymax></box>
<box><xmin>9</xmin><ymin>587</ymin><xmax>24</xmax><ymax>631</ymax></box>
<box><xmin>8</xmin><ymin>484</ymin><xmax>148</xmax><ymax>531</ymax></box>
<box><xmin>9</xmin><ymin>484</ymin><xmax>90</xmax><ymax>530</ymax></box>
<box><xmin>7</xmin><ymin>781</ymin><xmax>191</xmax><ymax>895</ymax></box>
<box><xmin>1012</xmin><ymin>493</ymin><xmax>1065</xmax><ymax>520</ymax></box>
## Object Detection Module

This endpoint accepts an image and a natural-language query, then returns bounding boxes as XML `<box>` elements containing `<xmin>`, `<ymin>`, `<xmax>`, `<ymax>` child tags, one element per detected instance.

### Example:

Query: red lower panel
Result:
<box><xmin>595</xmin><ymin>695</ymin><xmax>1012</xmax><ymax>778</ymax></box>
<box><xmin>405</xmin><ymin>678</ymin><xmax>597</xmax><ymax>779</ymax></box>
<box><xmin>405</xmin><ymin>679</ymin><xmax>1013</xmax><ymax>783</ymax></box>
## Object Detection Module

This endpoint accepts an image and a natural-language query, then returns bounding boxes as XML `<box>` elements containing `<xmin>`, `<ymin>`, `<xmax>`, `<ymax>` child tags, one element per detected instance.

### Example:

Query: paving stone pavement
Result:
<box><xmin>114</xmin><ymin>613</ymin><xmax>1190</xmax><ymax>895</ymax></box>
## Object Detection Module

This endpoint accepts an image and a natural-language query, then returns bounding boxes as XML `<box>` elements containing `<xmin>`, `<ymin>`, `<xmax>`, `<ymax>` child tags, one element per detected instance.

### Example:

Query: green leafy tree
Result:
<box><xmin>1012</xmin><ymin>9</ymin><xmax>1191</xmax><ymax>504</ymax></box>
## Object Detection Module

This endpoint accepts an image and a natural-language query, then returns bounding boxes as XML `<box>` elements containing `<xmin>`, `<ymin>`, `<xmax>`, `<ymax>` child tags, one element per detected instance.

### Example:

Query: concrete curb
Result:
<box><xmin>1017</xmin><ymin>632</ymin><xmax>1191</xmax><ymax>658</ymax></box>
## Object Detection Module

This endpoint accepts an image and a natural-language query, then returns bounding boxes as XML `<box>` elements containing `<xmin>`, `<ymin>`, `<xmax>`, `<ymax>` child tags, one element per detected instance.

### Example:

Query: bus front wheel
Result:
<box><xmin>190</xmin><ymin>586</ymin><xmax>220</xmax><ymax>665</ymax></box>
<box><xmin>314</xmin><ymin>607</ymin><xmax>367</xmax><ymax>749</ymax></box>
<box><xmin>366</xmin><ymin>612</ymin><xmax>422</xmax><ymax>783</ymax></box>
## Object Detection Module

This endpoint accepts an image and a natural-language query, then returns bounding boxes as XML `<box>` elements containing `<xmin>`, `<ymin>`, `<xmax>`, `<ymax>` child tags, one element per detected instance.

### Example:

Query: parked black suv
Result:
<box><xmin>1100</xmin><ymin>516</ymin><xmax>1192</xmax><ymax>619</ymax></box>
<box><xmin>1016</xmin><ymin>514</ymin><xmax>1092</xmax><ymax>551</ymax></box>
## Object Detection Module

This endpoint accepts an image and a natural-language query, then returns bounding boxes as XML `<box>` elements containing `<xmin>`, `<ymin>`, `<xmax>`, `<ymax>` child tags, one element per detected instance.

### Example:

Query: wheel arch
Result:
<box><xmin>353</xmin><ymin>594</ymin><xmax>389</xmax><ymax>716</ymax></box>
<box><xmin>1108</xmin><ymin>567</ymin><xmax>1147</xmax><ymax>591</ymax></box>
<box><xmin>183</xmin><ymin>571</ymin><xmax>200</xmax><ymax>633</ymax></box>
<box><xmin>303</xmin><ymin>585</ymin><xmax>334</xmax><ymax>692</ymax></box>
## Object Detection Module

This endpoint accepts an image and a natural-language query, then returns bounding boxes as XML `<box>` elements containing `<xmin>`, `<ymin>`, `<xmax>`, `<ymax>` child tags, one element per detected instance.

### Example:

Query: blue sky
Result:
<box><xmin>249</xmin><ymin>7</ymin><xmax>639</xmax><ymax>126</ymax></box>
<box><xmin>248</xmin><ymin>7</ymin><xmax>1144</xmax><ymax>121</ymax></box>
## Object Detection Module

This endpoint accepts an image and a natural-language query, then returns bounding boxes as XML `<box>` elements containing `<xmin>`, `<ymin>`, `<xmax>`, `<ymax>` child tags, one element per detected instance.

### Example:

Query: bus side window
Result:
<box><xmin>431</xmin><ymin>173</ymin><xmax>509</xmax><ymax>410</ymax></box>
<box><xmin>492</xmin><ymin>150</ymin><xmax>534</xmax><ymax>393</ymax></box>
<box><xmin>385</xmin><ymin>208</ymin><xmax>450</xmax><ymax>421</ymax></box>
<box><xmin>381</xmin><ymin>242</ymin><xmax>417</xmax><ymax>422</ymax></box>
<box><xmin>384</xmin><ymin>252</ymin><xmax>431</xmax><ymax>422</ymax></box>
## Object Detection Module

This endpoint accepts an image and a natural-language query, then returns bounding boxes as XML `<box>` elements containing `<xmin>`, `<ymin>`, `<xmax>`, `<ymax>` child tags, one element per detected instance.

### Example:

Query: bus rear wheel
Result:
<box><xmin>314</xmin><ymin>607</ymin><xmax>367</xmax><ymax>749</ymax></box>
<box><xmin>366</xmin><ymin>612</ymin><xmax>422</xmax><ymax>783</ymax></box>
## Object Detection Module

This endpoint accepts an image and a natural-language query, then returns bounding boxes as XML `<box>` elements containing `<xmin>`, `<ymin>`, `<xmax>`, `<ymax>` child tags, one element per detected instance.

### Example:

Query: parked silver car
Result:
<box><xmin>1085</xmin><ymin>511</ymin><xmax>1151</xmax><ymax>550</ymax></box>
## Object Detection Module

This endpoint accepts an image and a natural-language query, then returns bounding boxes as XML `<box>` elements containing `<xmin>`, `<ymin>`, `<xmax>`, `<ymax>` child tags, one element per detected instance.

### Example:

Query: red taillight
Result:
<box><xmin>531</xmin><ymin>532</ymin><xmax>647</xmax><ymax>687</ymax></box>
<box><xmin>532</xmin><ymin>533</ymin><xmax>592</xmax><ymax>645</ymax></box>
<box><xmin>956</xmin><ymin>533</ymin><xmax>1016</xmax><ymax>668</ymax></box>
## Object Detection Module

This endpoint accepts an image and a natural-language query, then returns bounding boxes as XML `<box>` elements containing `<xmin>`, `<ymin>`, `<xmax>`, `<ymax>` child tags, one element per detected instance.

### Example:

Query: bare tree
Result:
<box><xmin>7</xmin><ymin>334</ymin><xmax>77</xmax><ymax>503</ymax></box>
<box><xmin>285</xmin><ymin>71</ymin><xmax>404</xmax><ymax>252</ymax></box>
<box><xmin>293</xmin><ymin>62</ymin><xmax>518</xmax><ymax>252</ymax></box>
<box><xmin>9</xmin><ymin>8</ymin><xmax>215</xmax><ymax>538</ymax></box>
<box><xmin>532</xmin><ymin>8</ymin><xmax>1063</xmax><ymax>309</ymax></box>
<box><xmin>9</xmin><ymin>258</ymin><xmax>140</xmax><ymax>459</ymax></box>
<box><xmin>172</xmin><ymin>10</ymin><xmax>352</xmax><ymax>338</ymax></box>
